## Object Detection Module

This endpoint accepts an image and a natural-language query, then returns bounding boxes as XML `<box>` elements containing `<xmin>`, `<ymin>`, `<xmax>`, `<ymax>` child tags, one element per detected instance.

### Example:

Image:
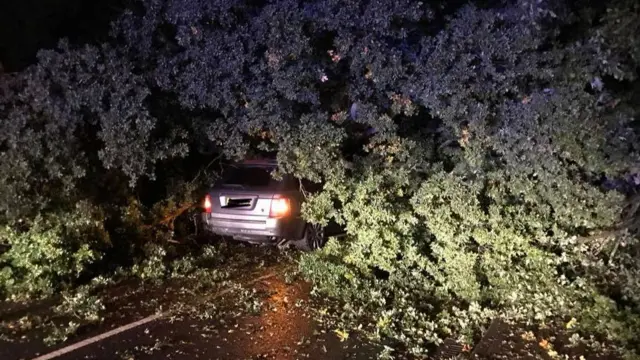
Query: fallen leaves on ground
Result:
<box><xmin>539</xmin><ymin>338</ymin><xmax>550</xmax><ymax>349</ymax></box>
<box><xmin>334</xmin><ymin>329</ymin><xmax>349</xmax><ymax>342</ymax></box>
<box><xmin>521</xmin><ymin>331</ymin><xmax>536</xmax><ymax>341</ymax></box>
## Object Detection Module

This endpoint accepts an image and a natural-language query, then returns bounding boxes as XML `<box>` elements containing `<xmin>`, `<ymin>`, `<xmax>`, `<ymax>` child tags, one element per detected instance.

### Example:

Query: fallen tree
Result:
<box><xmin>1</xmin><ymin>0</ymin><xmax>639</xmax><ymax>357</ymax></box>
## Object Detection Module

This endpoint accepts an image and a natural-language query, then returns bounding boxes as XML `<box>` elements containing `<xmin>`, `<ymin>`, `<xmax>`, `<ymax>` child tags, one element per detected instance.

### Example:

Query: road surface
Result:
<box><xmin>1</xmin><ymin>255</ymin><xmax>381</xmax><ymax>360</ymax></box>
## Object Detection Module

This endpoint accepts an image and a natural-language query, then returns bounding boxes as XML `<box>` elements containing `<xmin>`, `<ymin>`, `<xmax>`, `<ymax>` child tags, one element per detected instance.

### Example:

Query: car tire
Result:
<box><xmin>291</xmin><ymin>223</ymin><xmax>325</xmax><ymax>251</ymax></box>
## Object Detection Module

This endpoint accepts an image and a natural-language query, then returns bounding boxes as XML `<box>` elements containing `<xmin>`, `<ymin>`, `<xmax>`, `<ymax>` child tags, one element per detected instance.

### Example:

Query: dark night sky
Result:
<box><xmin>0</xmin><ymin>0</ymin><xmax>125</xmax><ymax>72</ymax></box>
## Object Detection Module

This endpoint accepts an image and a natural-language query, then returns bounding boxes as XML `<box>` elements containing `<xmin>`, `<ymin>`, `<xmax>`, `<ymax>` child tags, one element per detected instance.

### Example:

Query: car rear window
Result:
<box><xmin>222</xmin><ymin>166</ymin><xmax>276</xmax><ymax>187</ymax></box>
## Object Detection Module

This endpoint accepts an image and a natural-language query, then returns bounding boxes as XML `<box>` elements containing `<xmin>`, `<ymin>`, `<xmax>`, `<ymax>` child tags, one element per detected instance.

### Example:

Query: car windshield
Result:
<box><xmin>222</xmin><ymin>165</ymin><xmax>276</xmax><ymax>187</ymax></box>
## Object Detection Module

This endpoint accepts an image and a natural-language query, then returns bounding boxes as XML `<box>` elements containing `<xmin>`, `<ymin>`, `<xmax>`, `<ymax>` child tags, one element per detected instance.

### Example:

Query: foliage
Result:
<box><xmin>43</xmin><ymin>321</ymin><xmax>81</xmax><ymax>346</ymax></box>
<box><xmin>36</xmin><ymin>282</ymin><xmax>106</xmax><ymax>345</ymax></box>
<box><xmin>0</xmin><ymin>40</ymin><xmax>190</xmax><ymax>223</ymax></box>
<box><xmin>131</xmin><ymin>243</ymin><xmax>226</xmax><ymax>281</ymax></box>
<box><xmin>99</xmin><ymin>0</ymin><xmax>636</xmax><ymax>356</ymax></box>
<box><xmin>0</xmin><ymin>37</ymin><xmax>197</xmax><ymax>296</ymax></box>
<box><xmin>130</xmin><ymin>243</ymin><xmax>168</xmax><ymax>281</ymax></box>
<box><xmin>0</xmin><ymin>202</ymin><xmax>108</xmax><ymax>300</ymax></box>
<box><xmin>1</xmin><ymin>0</ymin><xmax>640</xmax><ymax>357</ymax></box>
<box><xmin>293</xmin><ymin>0</ymin><xmax>640</xmax><ymax>355</ymax></box>
<box><xmin>55</xmin><ymin>288</ymin><xmax>104</xmax><ymax>324</ymax></box>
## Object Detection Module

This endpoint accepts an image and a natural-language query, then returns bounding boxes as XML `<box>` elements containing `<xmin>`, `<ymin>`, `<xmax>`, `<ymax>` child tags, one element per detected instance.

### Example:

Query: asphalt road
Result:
<box><xmin>1</xmin><ymin>264</ymin><xmax>380</xmax><ymax>360</ymax></box>
<box><xmin>59</xmin><ymin>277</ymin><xmax>377</xmax><ymax>360</ymax></box>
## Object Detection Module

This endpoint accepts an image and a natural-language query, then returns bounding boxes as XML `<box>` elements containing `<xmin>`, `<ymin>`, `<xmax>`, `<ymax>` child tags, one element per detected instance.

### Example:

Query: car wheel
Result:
<box><xmin>292</xmin><ymin>223</ymin><xmax>325</xmax><ymax>251</ymax></box>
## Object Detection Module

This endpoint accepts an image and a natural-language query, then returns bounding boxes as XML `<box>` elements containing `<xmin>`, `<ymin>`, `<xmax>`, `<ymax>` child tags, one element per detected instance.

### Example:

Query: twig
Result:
<box><xmin>140</xmin><ymin>154</ymin><xmax>224</xmax><ymax>231</ymax></box>
<box><xmin>608</xmin><ymin>237</ymin><xmax>621</xmax><ymax>264</ymax></box>
<box><xmin>190</xmin><ymin>153</ymin><xmax>224</xmax><ymax>186</ymax></box>
<box><xmin>157</xmin><ymin>202</ymin><xmax>195</xmax><ymax>226</ymax></box>
<box><xmin>141</xmin><ymin>202</ymin><xmax>194</xmax><ymax>230</ymax></box>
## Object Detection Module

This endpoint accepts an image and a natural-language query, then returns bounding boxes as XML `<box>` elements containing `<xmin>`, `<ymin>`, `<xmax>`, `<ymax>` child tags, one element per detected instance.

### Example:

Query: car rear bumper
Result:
<box><xmin>201</xmin><ymin>213</ymin><xmax>303</xmax><ymax>240</ymax></box>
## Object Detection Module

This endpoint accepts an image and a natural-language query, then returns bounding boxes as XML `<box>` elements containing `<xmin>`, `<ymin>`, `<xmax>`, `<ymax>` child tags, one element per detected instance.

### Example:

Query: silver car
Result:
<box><xmin>201</xmin><ymin>159</ymin><xmax>332</xmax><ymax>250</ymax></box>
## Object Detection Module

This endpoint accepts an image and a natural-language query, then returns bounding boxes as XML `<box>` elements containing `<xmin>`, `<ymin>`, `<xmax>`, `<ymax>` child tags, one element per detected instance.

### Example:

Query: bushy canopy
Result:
<box><xmin>1</xmin><ymin>0</ymin><xmax>639</xmax><ymax>355</ymax></box>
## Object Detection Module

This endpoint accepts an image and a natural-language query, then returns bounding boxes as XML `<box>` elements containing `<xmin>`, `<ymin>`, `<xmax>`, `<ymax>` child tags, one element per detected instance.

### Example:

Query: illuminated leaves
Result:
<box><xmin>0</xmin><ymin>203</ymin><xmax>107</xmax><ymax>299</ymax></box>
<box><xmin>333</xmin><ymin>329</ymin><xmax>349</xmax><ymax>342</ymax></box>
<box><xmin>521</xmin><ymin>331</ymin><xmax>536</xmax><ymax>341</ymax></box>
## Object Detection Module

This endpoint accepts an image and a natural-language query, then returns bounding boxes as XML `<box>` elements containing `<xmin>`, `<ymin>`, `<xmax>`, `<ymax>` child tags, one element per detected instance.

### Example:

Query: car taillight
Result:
<box><xmin>203</xmin><ymin>194</ymin><xmax>212</xmax><ymax>213</ymax></box>
<box><xmin>270</xmin><ymin>197</ymin><xmax>290</xmax><ymax>218</ymax></box>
